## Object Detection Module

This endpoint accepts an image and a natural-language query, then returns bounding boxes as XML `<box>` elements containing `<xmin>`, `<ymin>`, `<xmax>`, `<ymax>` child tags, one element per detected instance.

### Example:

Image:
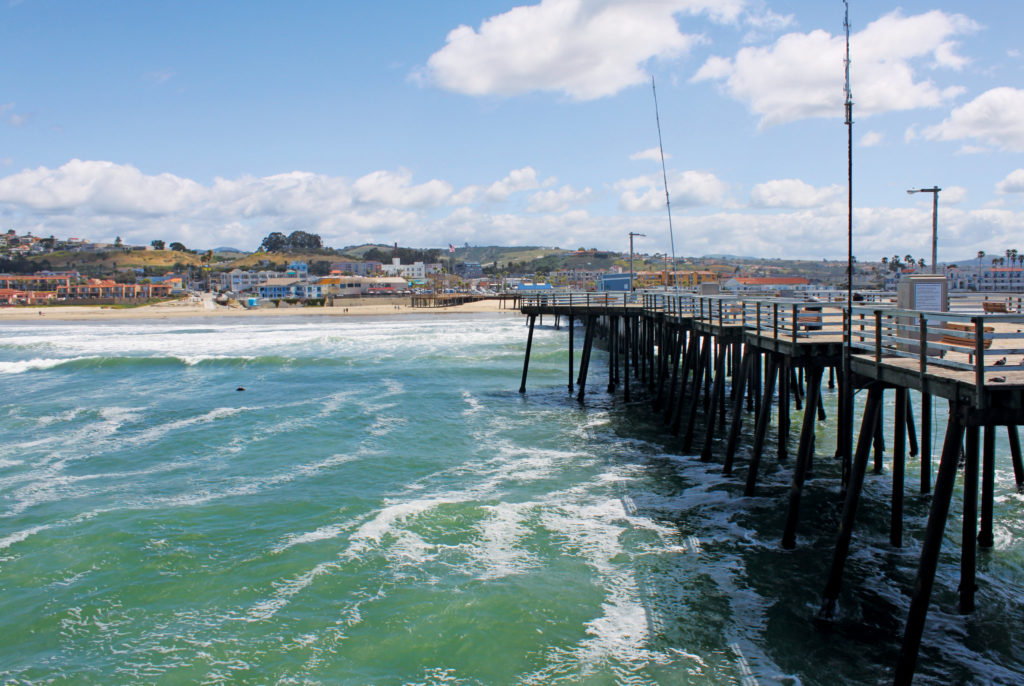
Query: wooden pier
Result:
<box><xmin>517</xmin><ymin>290</ymin><xmax>1024</xmax><ymax>684</ymax></box>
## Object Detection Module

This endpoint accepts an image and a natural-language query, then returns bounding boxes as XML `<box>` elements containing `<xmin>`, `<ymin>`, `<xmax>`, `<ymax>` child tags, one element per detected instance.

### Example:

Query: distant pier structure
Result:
<box><xmin>518</xmin><ymin>289</ymin><xmax>1024</xmax><ymax>684</ymax></box>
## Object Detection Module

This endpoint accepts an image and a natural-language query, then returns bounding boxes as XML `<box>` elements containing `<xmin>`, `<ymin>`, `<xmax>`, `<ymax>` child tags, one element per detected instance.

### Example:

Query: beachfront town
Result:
<box><xmin>1</xmin><ymin>228</ymin><xmax>1023</xmax><ymax>307</ymax></box>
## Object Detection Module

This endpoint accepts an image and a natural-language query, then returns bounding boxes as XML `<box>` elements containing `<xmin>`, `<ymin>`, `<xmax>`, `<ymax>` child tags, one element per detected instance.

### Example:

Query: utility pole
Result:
<box><xmin>629</xmin><ymin>232</ymin><xmax>646</xmax><ymax>293</ymax></box>
<box><xmin>907</xmin><ymin>187</ymin><xmax>942</xmax><ymax>273</ymax></box>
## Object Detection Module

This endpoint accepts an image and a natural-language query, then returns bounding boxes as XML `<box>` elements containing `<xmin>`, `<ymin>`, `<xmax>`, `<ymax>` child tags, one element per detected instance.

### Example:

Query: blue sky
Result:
<box><xmin>1</xmin><ymin>0</ymin><xmax>1022</xmax><ymax>263</ymax></box>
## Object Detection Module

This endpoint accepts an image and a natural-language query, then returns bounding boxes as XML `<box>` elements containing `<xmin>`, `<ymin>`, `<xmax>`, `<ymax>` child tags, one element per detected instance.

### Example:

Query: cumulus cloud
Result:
<box><xmin>485</xmin><ymin>166</ymin><xmax>542</xmax><ymax>201</ymax></box>
<box><xmin>616</xmin><ymin>170</ymin><xmax>726</xmax><ymax>210</ymax></box>
<box><xmin>997</xmin><ymin>169</ymin><xmax>1024</xmax><ymax>194</ymax></box>
<box><xmin>526</xmin><ymin>184</ymin><xmax>592</xmax><ymax>212</ymax></box>
<box><xmin>693</xmin><ymin>9</ymin><xmax>978</xmax><ymax>126</ymax></box>
<box><xmin>0</xmin><ymin>160</ymin><xmax>452</xmax><ymax>249</ymax></box>
<box><xmin>860</xmin><ymin>131</ymin><xmax>884</xmax><ymax>147</ymax></box>
<box><xmin>922</xmin><ymin>88</ymin><xmax>1024</xmax><ymax>152</ymax></box>
<box><xmin>352</xmin><ymin>168</ymin><xmax>452</xmax><ymax>208</ymax></box>
<box><xmin>749</xmin><ymin>179</ymin><xmax>842</xmax><ymax>208</ymax></box>
<box><xmin>417</xmin><ymin>0</ymin><xmax>745</xmax><ymax>100</ymax></box>
<box><xmin>630</xmin><ymin>147</ymin><xmax>668</xmax><ymax>162</ymax></box>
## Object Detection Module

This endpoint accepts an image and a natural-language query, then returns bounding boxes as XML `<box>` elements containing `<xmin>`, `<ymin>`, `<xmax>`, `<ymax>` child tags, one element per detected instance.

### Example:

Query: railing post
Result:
<box><xmin>791</xmin><ymin>303</ymin><xmax>798</xmax><ymax>344</ymax></box>
<box><xmin>974</xmin><ymin>317</ymin><xmax>985</xmax><ymax>407</ymax></box>
<box><xmin>772</xmin><ymin>302</ymin><xmax>778</xmax><ymax>340</ymax></box>
<box><xmin>875</xmin><ymin>310</ymin><xmax>883</xmax><ymax>364</ymax></box>
<box><xmin>918</xmin><ymin>313</ymin><xmax>928</xmax><ymax>376</ymax></box>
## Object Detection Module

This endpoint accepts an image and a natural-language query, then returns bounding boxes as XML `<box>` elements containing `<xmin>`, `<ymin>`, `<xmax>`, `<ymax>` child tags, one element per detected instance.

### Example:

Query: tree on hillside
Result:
<box><xmin>170</xmin><ymin>242</ymin><xmax>188</xmax><ymax>252</ymax></box>
<box><xmin>151</xmin><ymin>239</ymin><xmax>165</xmax><ymax>250</ymax></box>
<box><xmin>259</xmin><ymin>230</ymin><xmax>324</xmax><ymax>253</ymax></box>
<box><xmin>114</xmin><ymin>236</ymin><xmax>123</xmax><ymax>247</ymax></box>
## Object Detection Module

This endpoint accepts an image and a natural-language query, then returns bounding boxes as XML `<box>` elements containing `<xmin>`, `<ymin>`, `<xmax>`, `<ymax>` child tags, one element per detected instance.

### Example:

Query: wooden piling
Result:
<box><xmin>782</xmin><ymin>364</ymin><xmax>822</xmax><ymax>549</ymax></box>
<box><xmin>891</xmin><ymin>387</ymin><xmax>907</xmax><ymax>547</ymax></box>
<box><xmin>960</xmin><ymin>425</ymin><xmax>980</xmax><ymax>614</ymax></box>
<box><xmin>894</xmin><ymin>414</ymin><xmax>967</xmax><ymax>684</ymax></box>
<box><xmin>818</xmin><ymin>383</ymin><xmax>883</xmax><ymax>619</ymax></box>
<box><xmin>745</xmin><ymin>354</ymin><xmax>779</xmax><ymax>496</ymax></box>
<box><xmin>519</xmin><ymin>314</ymin><xmax>536</xmax><ymax>394</ymax></box>
<box><xmin>700</xmin><ymin>343</ymin><xmax>728</xmax><ymax>462</ymax></box>
<box><xmin>979</xmin><ymin>425</ymin><xmax>995</xmax><ymax>549</ymax></box>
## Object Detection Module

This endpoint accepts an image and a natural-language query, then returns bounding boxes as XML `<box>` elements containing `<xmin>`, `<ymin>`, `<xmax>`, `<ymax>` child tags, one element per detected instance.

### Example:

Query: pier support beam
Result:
<box><xmin>979</xmin><ymin>425</ymin><xmax>995</xmax><ymax>549</ymax></box>
<box><xmin>567</xmin><ymin>314</ymin><xmax>574</xmax><ymax>394</ymax></box>
<box><xmin>782</xmin><ymin>364</ymin><xmax>822</xmax><ymax>549</ymax></box>
<box><xmin>700</xmin><ymin>342</ymin><xmax>728</xmax><ymax>462</ymax></box>
<box><xmin>891</xmin><ymin>387</ymin><xmax>907</xmax><ymax>547</ymax></box>
<box><xmin>724</xmin><ymin>347</ymin><xmax>754</xmax><ymax>476</ymax></box>
<box><xmin>683</xmin><ymin>336</ymin><xmax>711</xmax><ymax>452</ymax></box>
<box><xmin>920</xmin><ymin>393</ymin><xmax>932</xmax><ymax>493</ymax></box>
<box><xmin>576</xmin><ymin>316</ymin><xmax>595</xmax><ymax>402</ymax></box>
<box><xmin>818</xmin><ymin>383</ymin><xmax>883</xmax><ymax>619</ymax></box>
<box><xmin>960</xmin><ymin>425</ymin><xmax>980</xmax><ymax>614</ymax></box>
<box><xmin>745</xmin><ymin>354</ymin><xmax>779</xmax><ymax>496</ymax></box>
<box><xmin>519</xmin><ymin>314</ymin><xmax>536</xmax><ymax>394</ymax></box>
<box><xmin>894</xmin><ymin>413</ymin><xmax>967</xmax><ymax>685</ymax></box>
<box><xmin>778</xmin><ymin>357</ymin><xmax>790</xmax><ymax>461</ymax></box>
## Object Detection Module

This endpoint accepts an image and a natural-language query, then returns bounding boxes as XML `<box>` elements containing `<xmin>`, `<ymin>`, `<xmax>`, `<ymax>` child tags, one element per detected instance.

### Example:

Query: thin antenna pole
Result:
<box><xmin>840</xmin><ymin>0</ymin><xmax>854</xmax><ymax>486</ymax></box>
<box><xmin>844</xmin><ymin>1</ymin><xmax>853</xmax><ymax>311</ymax></box>
<box><xmin>652</xmin><ymin>76</ymin><xmax>679</xmax><ymax>293</ymax></box>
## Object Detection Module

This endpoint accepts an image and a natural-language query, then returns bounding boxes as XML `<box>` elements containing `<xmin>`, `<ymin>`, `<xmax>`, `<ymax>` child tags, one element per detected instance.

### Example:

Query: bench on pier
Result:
<box><xmin>939</xmin><ymin>322</ymin><xmax>994</xmax><ymax>363</ymax></box>
<box><xmin>982</xmin><ymin>301</ymin><xmax>1012</xmax><ymax>314</ymax></box>
<box><xmin>798</xmin><ymin>306</ymin><xmax>823</xmax><ymax>331</ymax></box>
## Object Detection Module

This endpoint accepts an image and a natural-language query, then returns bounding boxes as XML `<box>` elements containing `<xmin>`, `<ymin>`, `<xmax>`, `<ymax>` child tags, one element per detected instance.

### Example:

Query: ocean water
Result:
<box><xmin>1</xmin><ymin>312</ymin><xmax>1023</xmax><ymax>685</ymax></box>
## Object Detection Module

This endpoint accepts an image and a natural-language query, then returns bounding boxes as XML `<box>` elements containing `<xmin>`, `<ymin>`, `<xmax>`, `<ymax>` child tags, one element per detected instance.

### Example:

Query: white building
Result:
<box><xmin>381</xmin><ymin>258</ymin><xmax>426</xmax><ymax>279</ymax></box>
<box><xmin>946</xmin><ymin>265</ymin><xmax>1024</xmax><ymax>292</ymax></box>
<box><xmin>214</xmin><ymin>269</ymin><xmax>283</xmax><ymax>293</ymax></box>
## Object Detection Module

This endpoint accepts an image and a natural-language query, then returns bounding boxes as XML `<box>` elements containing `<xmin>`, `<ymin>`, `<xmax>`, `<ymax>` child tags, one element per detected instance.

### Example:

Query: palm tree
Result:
<box><xmin>904</xmin><ymin>254</ymin><xmax>914</xmax><ymax>267</ymax></box>
<box><xmin>918</xmin><ymin>258</ymin><xmax>925</xmax><ymax>269</ymax></box>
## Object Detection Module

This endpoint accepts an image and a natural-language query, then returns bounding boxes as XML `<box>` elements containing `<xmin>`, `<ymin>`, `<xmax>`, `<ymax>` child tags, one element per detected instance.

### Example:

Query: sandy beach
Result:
<box><xmin>0</xmin><ymin>296</ymin><xmax>517</xmax><ymax>321</ymax></box>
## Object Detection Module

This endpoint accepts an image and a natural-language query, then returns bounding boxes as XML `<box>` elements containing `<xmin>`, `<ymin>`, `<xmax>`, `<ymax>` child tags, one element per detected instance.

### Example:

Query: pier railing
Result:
<box><xmin>518</xmin><ymin>292</ymin><xmax>637</xmax><ymax>308</ymax></box>
<box><xmin>847</xmin><ymin>306</ymin><xmax>1024</xmax><ymax>399</ymax></box>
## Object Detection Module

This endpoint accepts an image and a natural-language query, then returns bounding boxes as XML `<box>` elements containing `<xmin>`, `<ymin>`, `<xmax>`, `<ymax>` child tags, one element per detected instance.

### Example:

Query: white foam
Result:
<box><xmin>0</xmin><ymin>357</ymin><xmax>88</xmax><ymax>374</ymax></box>
<box><xmin>0</xmin><ymin>523</ymin><xmax>52</xmax><ymax>550</ymax></box>
<box><xmin>348</xmin><ymin>497</ymin><xmax>459</xmax><ymax>553</ymax></box>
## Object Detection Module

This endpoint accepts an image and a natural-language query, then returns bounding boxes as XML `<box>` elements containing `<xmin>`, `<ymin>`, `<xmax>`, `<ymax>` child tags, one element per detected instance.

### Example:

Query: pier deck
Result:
<box><xmin>516</xmin><ymin>289</ymin><xmax>1024</xmax><ymax>685</ymax></box>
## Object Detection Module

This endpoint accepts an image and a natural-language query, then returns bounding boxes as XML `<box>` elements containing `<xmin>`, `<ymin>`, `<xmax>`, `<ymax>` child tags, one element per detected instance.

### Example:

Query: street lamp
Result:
<box><xmin>907</xmin><ymin>186</ymin><xmax>941</xmax><ymax>274</ymax></box>
<box><xmin>628</xmin><ymin>232</ymin><xmax>646</xmax><ymax>293</ymax></box>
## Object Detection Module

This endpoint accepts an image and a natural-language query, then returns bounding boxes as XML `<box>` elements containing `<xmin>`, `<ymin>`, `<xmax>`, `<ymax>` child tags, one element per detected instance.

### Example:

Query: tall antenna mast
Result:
<box><xmin>840</xmin><ymin>0</ymin><xmax>855</xmax><ymax>492</ymax></box>
<box><xmin>844</xmin><ymin>0</ymin><xmax>853</xmax><ymax>310</ymax></box>
<box><xmin>652</xmin><ymin>76</ymin><xmax>679</xmax><ymax>293</ymax></box>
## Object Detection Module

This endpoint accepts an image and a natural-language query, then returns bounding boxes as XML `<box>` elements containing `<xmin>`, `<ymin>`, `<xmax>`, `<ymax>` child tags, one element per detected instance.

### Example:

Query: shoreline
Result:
<box><xmin>0</xmin><ymin>297</ymin><xmax>518</xmax><ymax>322</ymax></box>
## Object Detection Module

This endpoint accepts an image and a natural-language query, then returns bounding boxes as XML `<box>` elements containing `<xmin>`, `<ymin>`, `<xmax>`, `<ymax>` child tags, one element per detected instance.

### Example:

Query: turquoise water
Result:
<box><xmin>2</xmin><ymin>313</ymin><xmax>1023</xmax><ymax>684</ymax></box>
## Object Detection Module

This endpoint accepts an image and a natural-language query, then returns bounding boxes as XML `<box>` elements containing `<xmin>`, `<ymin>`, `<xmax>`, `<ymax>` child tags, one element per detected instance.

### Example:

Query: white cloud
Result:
<box><xmin>485</xmin><ymin>166</ymin><xmax>542</xmax><ymax>201</ymax></box>
<box><xmin>449</xmin><ymin>185</ymin><xmax>481</xmax><ymax>205</ymax></box>
<box><xmin>693</xmin><ymin>10</ymin><xmax>978</xmax><ymax>126</ymax></box>
<box><xmin>526</xmin><ymin>184</ymin><xmax>591</xmax><ymax>212</ymax></box>
<box><xmin>417</xmin><ymin>0</ymin><xmax>745</xmax><ymax>101</ymax></box>
<box><xmin>859</xmin><ymin>130</ymin><xmax>884</xmax><ymax>147</ymax></box>
<box><xmin>0</xmin><ymin>103</ymin><xmax>13</xmax><ymax>114</ymax></box>
<box><xmin>749</xmin><ymin>179</ymin><xmax>842</xmax><ymax>208</ymax></box>
<box><xmin>630</xmin><ymin>147</ymin><xmax>668</xmax><ymax>162</ymax></box>
<box><xmin>352</xmin><ymin>169</ymin><xmax>452</xmax><ymax>208</ymax></box>
<box><xmin>940</xmin><ymin>186</ymin><xmax>967</xmax><ymax>204</ymax></box>
<box><xmin>616</xmin><ymin>170</ymin><xmax>726</xmax><ymax>210</ymax></box>
<box><xmin>9</xmin><ymin>113</ymin><xmax>29</xmax><ymax>127</ymax></box>
<box><xmin>922</xmin><ymin>88</ymin><xmax>1024</xmax><ymax>152</ymax></box>
<box><xmin>997</xmin><ymin>169</ymin><xmax>1024</xmax><ymax>194</ymax></box>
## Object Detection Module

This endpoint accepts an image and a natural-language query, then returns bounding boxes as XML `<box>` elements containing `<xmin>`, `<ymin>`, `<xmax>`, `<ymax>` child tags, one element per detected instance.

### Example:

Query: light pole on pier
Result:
<box><xmin>906</xmin><ymin>186</ymin><xmax>941</xmax><ymax>274</ymax></box>
<box><xmin>628</xmin><ymin>232</ymin><xmax>646</xmax><ymax>292</ymax></box>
